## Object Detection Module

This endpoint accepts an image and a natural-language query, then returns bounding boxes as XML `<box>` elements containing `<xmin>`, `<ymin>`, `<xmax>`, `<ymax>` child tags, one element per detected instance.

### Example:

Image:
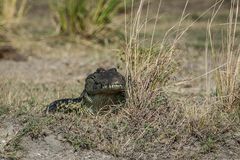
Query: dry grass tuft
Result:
<box><xmin>212</xmin><ymin>0</ymin><xmax>240</xmax><ymax>113</ymax></box>
<box><xmin>202</xmin><ymin>0</ymin><xmax>240</xmax><ymax>124</ymax></box>
<box><xmin>122</xmin><ymin>0</ymin><xmax>178</xmax><ymax>109</ymax></box>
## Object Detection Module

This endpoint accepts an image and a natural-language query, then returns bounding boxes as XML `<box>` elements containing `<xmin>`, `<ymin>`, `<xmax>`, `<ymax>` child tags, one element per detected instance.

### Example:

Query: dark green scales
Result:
<box><xmin>45</xmin><ymin>68</ymin><xmax>126</xmax><ymax>113</ymax></box>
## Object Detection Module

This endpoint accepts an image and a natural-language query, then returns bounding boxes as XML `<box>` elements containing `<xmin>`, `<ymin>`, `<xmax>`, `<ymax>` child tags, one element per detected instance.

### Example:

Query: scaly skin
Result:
<box><xmin>45</xmin><ymin>68</ymin><xmax>126</xmax><ymax>113</ymax></box>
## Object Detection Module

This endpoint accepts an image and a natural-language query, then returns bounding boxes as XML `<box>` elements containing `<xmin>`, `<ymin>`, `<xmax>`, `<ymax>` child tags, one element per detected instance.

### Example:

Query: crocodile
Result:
<box><xmin>45</xmin><ymin>68</ymin><xmax>126</xmax><ymax>114</ymax></box>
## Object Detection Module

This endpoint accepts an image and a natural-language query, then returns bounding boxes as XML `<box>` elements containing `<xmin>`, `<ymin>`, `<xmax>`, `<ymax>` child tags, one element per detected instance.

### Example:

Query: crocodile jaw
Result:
<box><xmin>102</xmin><ymin>84</ymin><xmax>125</xmax><ymax>91</ymax></box>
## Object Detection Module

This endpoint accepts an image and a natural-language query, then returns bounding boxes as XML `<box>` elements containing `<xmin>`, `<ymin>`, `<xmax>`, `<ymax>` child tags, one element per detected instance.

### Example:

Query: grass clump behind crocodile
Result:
<box><xmin>45</xmin><ymin>68</ymin><xmax>126</xmax><ymax>114</ymax></box>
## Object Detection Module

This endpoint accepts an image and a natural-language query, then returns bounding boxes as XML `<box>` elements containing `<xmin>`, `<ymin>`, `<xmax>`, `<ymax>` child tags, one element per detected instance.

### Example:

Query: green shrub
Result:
<box><xmin>51</xmin><ymin>0</ymin><xmax>120</xmax><ymax>37</ymax></box>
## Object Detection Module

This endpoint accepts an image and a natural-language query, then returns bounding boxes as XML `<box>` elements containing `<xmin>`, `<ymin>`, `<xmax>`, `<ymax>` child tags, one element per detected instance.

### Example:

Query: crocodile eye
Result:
<box><xmin>86</xmin><ymin>77</ymin><xmax>94</xmax><ymax>83</ymax></box>
<box><xmin>96</xmin><ymin>68</ymin><xmax>106</xmax><ymax>73</ymax></box>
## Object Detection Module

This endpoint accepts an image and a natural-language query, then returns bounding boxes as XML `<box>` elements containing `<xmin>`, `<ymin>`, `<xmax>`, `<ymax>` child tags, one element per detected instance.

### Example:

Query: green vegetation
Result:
<box><xmin>201</xmin><ymin>136</ymin><xmax>217</xmax><ymax>153</ymax></box>
<box><xmin>0</xmin><ymin>105</ymin><xmax>9</xmax><ymax>116</ymax></box>
<box><xmin>51</xmin><ymin>0</ymin><xmax>120</xmax><ymax>37</ymax></box>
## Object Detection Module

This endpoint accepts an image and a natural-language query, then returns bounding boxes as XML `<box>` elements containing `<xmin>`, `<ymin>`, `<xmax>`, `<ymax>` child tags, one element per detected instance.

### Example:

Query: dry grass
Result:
<box><xmin>118</xmin><ymin>0</ymin><xmax>240</xmax><ymax>157</ymax></box>
<box><xmin>0</xmin><ymin>0</ymin><xmax>27</xmax><ymax>28</ymax></box>
<box><xmin>123</xmin><ymin>0</ymin><xmax>177</xmax><ymax>109</ymax></box>
<box><xmin>211</xmin><ymin>0</ymin><xmax>240</xmax><ymax>112</ymax></box>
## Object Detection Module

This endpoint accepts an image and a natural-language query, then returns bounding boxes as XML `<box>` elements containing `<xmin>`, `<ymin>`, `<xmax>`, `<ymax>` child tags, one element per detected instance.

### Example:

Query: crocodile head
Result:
<box><xmin>85</xmin><ymin>68</ymin><xmax>125</xmax><ymax>95</ymax></box>
<box><xmin>83</xmin><ymin>68</ymin><xmax>126</xmax><ymax>109</ymax></box>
